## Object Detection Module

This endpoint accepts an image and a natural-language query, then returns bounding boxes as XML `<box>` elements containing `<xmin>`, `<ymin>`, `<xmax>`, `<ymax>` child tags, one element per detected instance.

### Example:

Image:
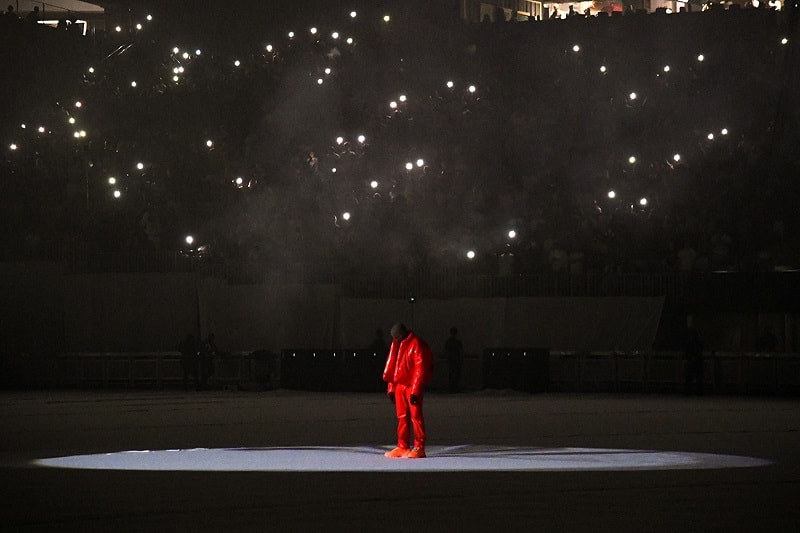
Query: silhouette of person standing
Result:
<box><xmin>368</xmin><ymin>328</ymin><xmax>387</xmax><ymax>354</ymax></box>
<box><xmin>199</xmin><ymin>333</ymin><xmax>218</xmax><ymax>389</ymax></box>
<box><xmin>179</xmin><ymin>333</ymin><xmax>199</xmax><ymax>390</ymax></box>
<box><xmin>444</xmin><ymin>327</ymin><xmax>464</xmax><ymax>393</ymax></box>
<box><xmin>683</xmin><ymin>316</ymin><xmax>704</xmax><ymax>395</ymax></box>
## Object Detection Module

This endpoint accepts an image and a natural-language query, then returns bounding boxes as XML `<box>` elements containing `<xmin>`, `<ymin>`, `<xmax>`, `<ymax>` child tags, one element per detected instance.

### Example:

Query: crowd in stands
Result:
<box><xmin>1</xmin><ymin>3</ymin><xmax>799</xmax><ymax>280</ymax></box>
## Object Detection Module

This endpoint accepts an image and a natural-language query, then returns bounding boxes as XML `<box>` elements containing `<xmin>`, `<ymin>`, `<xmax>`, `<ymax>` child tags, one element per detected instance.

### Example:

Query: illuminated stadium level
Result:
<box><xmin>471</xmin><ymin>0</ymin><xmax>787</xmax><ymax>23</ymax></box>
<box><xmin>33</xmin><ymin>445</ymin><xmax>771</xmax><ymax>472</ymax></box>
<box><xmin>37</xmin><ymin>20</ymin><xmax>88</xmax><ymax>35</ymax></box>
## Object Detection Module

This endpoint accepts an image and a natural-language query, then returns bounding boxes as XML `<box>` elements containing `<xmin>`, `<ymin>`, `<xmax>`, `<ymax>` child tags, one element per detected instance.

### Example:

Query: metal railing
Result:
<box><xmin>11</xmin><ymin>350</ymin><xmax>799</xmax><ymax>396</ymax></box>
<box><xmin>47</xmin><ymin>351</ymin><xmax>273</xmax><ymax>389</ymax></box>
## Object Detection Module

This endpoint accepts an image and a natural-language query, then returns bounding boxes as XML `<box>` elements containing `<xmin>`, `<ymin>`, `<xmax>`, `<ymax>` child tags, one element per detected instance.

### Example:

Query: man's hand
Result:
<box><xmin>388</xmin><ymin>391</ymin><xmax>395</xmax><ymax>404</ymax></box>
<box><xmin>410</xmin><ymin>394</ymin><xmax>419</xmax><ymax>405</ymax></box>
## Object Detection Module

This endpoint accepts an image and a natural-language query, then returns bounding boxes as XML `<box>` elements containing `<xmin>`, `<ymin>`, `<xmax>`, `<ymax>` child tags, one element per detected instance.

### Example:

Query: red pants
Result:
<box><xmin>392</xmin><ymin>383</ymin><xmax>426</xmax><ymax>449</ymax></box>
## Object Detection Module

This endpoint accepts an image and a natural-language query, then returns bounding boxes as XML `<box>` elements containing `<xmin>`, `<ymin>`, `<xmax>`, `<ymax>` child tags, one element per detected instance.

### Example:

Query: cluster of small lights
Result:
<box><xmin>334</xmin><ymin>134</ymin><xmax>367</xmax><ymax>149</ymax></box>
<box><xmin>4</xmin><ymin>7</ymin><xmax>791</xmax><ymax>262</ymax></box>
<box><xmin>110</xmin><ymin>13</ymin><xmax>153</xmax><ymax>35</ymax></box>
<box><xmin>404</xmin><ymin>158</ymin><xmax>425</xmax><ymax>171</ymax></box>
<box><xmin>389</xmin><ymin>94</ymin><xmax>408</xmax><ymax>111</ymax></box>
<box><xmin>167</xmin><ymin>45</ymin><xmax>210</xmax><ymax>84</ymax></box>
<box><xmin>107</xmin><ymin>176</ymin><xmax>121</xmax><ymax>199</ymax></box>
<box><xmin>442</xmin><ymin>80</ymin><xmax>478</xmax><ymax>96</ymax></box>
<box><xmin>706</xmin><ymin>128</ymin><xmax>730</xmax><ymax>141</ymax></box>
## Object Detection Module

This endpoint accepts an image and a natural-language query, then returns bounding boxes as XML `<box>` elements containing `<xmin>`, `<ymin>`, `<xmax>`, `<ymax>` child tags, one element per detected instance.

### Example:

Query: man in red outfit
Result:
<box><xmin>383</xmin><ymin>323</ymin><xmax>434</xmax><ymax>459</ymax></box>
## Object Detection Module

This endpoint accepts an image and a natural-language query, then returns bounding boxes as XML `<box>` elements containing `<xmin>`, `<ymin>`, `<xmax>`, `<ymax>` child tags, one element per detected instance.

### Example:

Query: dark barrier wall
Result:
<box><xmin>280</xmin><ymin>349</ymin><xmax>386</xmax><ymax>392</ymax></box>
<box><xmin>483</xmin><ymin>348</ymin><xmax>550</xmax><ymax>392</ymax></box>
<box><xmin>2</xmin><ymin>263</ymin><xmax>798</xmax><ymax>355</ymax></box>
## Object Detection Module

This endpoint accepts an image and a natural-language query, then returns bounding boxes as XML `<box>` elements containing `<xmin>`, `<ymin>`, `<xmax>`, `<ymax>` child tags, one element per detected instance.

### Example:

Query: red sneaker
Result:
<box><xmin>404</xmin><ymin>447</ymin><xmax>426</xmax><ymax>459</ymax></box>
<box><xmin>384</xmin><ymin>447</ymin><xmax>408</xmax><ymax>458</ymax></box>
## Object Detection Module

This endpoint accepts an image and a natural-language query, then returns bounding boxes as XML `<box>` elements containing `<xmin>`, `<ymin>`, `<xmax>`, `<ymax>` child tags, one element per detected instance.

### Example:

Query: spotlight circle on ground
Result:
<box><xmin>33</xmin><ymin>446</ymin><xmax>770</xmax><ymax>473</ymax></box>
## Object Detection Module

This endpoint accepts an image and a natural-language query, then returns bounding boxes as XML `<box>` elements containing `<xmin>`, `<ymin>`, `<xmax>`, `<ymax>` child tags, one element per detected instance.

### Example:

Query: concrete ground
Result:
<box><xmin>1</xmin><ymin>389</ymin><xmax>798</xmax><ymax>532</ymax></box>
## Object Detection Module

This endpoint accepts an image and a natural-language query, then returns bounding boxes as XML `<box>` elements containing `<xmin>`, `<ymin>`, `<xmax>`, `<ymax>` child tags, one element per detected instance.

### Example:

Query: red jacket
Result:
<box><xmin>383</xmin><ymin>331</ymin><xmax>433</xmax><ymax>396</ymax></box>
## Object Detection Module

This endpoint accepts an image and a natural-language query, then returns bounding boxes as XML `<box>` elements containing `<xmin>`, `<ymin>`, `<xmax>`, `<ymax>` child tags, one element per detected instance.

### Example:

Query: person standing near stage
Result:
<box><xmin>199</xmin><ymin>333</ymin><xmax>218</xmax><ymax>389</ymax></box>
<box><xmin>383</xmin><ymin>323</ymin><xmax>434</xmax><ymax>459</ymax></box>
<box><xmin>178</xmin><ymin>333</ymin><xmax>199</xmax><ymax>391</ymax></box>
<box><xmin>368</xmin><ymin>328</ymin><xmax>387</xmax><ymax>354</ymax></box>
<box><xmin>683</xmin><ymin>315</ymin><xmax>705</xmax><ymax>395</ymax></box>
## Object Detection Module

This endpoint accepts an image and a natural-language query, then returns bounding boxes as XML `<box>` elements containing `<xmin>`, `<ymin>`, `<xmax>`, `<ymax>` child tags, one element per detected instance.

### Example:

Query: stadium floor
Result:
<box><xmin>1</xmin><ymin>389</ymin><xmax>798</xmax><ymax>532</ymax></box>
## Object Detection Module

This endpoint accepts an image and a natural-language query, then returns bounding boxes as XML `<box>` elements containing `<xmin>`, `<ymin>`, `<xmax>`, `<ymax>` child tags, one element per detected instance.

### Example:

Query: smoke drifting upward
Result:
<box><xmin>3</xmin><ymin>1</ymin><xmax>797</xmax><ymax>277</ymax></box>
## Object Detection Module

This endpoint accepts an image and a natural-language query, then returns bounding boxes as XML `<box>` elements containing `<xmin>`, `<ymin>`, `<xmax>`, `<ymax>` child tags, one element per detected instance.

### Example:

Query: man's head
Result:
<box><xmin>390</xmin><ymin>323</ymin><xmax>408</xmax><ymax>341</ymax></box>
